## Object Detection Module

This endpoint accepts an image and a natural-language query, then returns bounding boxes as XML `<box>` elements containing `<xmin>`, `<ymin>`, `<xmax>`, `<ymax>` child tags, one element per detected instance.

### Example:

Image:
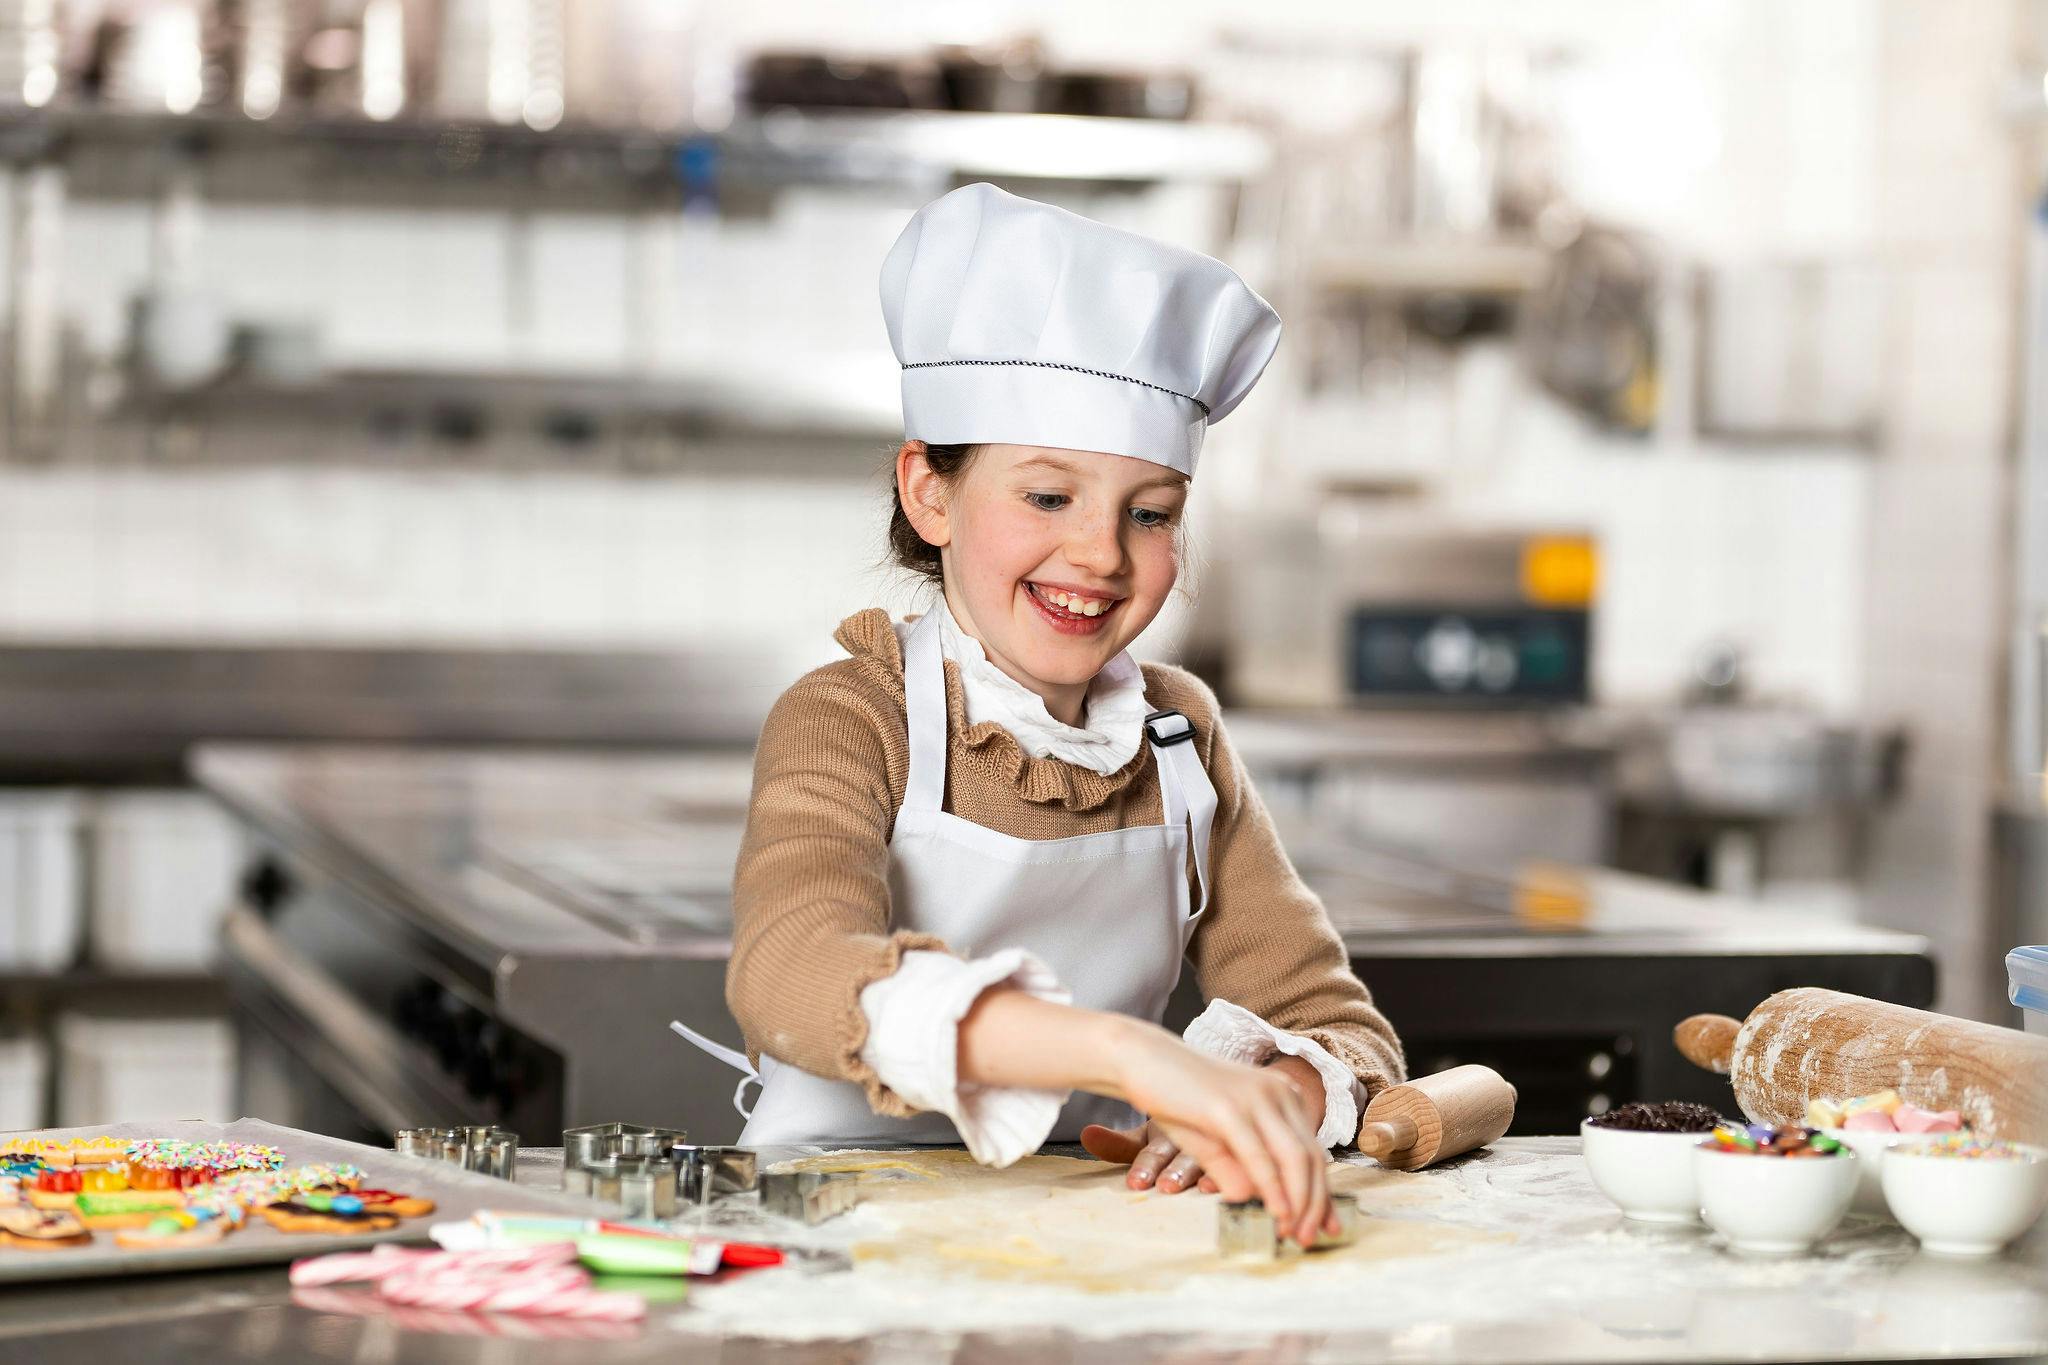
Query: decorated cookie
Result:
<box><xmin>114</xmin><ymin>1214</ymin><xmax>233</xmax><ymax>1250</ymax></box>
<box><xmin>0</xmin><ymin>1207</ymin><xmax>91</xmax><ymax>1250</ymax></box>
<box><xmin>348</xmin><ymin>1189</ymin><xmax>437</xmax><ymax>1219</ymax></box>
<box><xmin>75</xmin><ymin>1191</ymin><xmax>185</xmax><ymax>1230</ymax></box>
<box><xmin>259</xmin><ymin>1201</ymin><xmax>400</xmax><ymax>1236</ymax></box>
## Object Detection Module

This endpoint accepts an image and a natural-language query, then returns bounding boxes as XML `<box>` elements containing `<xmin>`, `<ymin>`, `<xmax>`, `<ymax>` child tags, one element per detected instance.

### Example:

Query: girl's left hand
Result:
<box><xmin>1083</xmin><ymin>1054</ymin><xmax>1329</xmax><ymax>1196</ymax></box>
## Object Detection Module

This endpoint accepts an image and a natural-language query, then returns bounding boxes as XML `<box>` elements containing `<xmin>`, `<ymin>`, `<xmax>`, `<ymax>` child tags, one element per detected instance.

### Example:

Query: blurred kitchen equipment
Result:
<box><xmin>1521</xmin><ymin>223</ymin><xmax>1660</xmax><ymax>434</ymax></box>
<box><xmin>1676</xmin><ymin>987</ymin><xmax>2048</xmax><ymax>1146</ymax></box>
<box><xmin>230</xmin><ymin>319</ymin><xmax>326</xmax><ymax>386</ymax></box>
<box><xmin>0</xmin><ymin>1034</ymin><xmax>48</xmax><ymax>1130</ymax></box>
<box><xmin>90</xmin><ymin>0</ymin><xmax>218</xmax><ymax>114</ymax></box>
<box><xmin>0</xmin><ymin>790</ymin><xmax>84</xmax><ymax>971</ymax></box>
<box><xmin>436</xmin><ymin>0</ymin><xmax>564</xmax><ymax>128</ymax></box>
<box><xmin>1695</xmin><ymin>259</ymin><xmax>1884</xmax><ymax>443</ymax></box>
<box><xmin>0</xmin><ymin>0</ymin><xmax>60</xmax><ymax>106</ymax></box>
<box><xmin>56</xmin><ymin>1013</ymin><xmax>234</xmax><ymax>1126</ymax></box>
<box><xmin>745</xmin><ymin>50</ymin><xmax>936</xmax><ymax>112</ymax></box>
<box><xmin>1610</xmin><ymin>676</ymin><xmax>1903</xmax><ymax>821</ymax></box>
<box><xmin>1219</xmin><ymin>509</ymin><xmax>1596</xmax><ymax>710</ymax></box>
<box><xmin>230</xmin><ymin>0</ymin><xmax>290</xmax><ymax>118</ymax></box>
<box><xmin>1603</xmin><ymin>642</ymin><xmax>1903</xmax><ymax>897</ymax></box>
<box><xmin>127</xmin><ymin>286</ymin><xmax>231</xmax><ymax>392</ymax></box>
<box><xmin>90</xmin><ymin>789</ymin><xmax>243</xmax><ymax>970</ymax></box>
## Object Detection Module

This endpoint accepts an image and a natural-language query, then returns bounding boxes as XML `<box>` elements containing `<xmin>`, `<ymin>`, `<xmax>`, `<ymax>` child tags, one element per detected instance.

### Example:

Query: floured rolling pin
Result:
<box><xmin>1353</xmin><ymin>1064</ymin><xmax>1518</xmax><ymax>1171</ymax></box>
<box><xmin>1675</xmin><ymin>987</ymin><xmax>2048</xmax><ymax>1145</ymax></box>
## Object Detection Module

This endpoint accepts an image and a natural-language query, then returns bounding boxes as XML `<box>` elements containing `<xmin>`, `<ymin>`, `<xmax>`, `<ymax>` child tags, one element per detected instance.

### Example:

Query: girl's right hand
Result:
<box><xmin>1102</xmin><ymin>1021</ymin><xmax>1337</xmax><ymax>1246</ymax></box>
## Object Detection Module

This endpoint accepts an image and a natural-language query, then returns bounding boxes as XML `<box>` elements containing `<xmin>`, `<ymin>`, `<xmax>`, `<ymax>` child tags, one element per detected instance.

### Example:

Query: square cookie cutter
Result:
<box><xmin>1218</xmin><ymin>1194</ymin><xmax>1366</xmax><ymax>1259</ymax></box>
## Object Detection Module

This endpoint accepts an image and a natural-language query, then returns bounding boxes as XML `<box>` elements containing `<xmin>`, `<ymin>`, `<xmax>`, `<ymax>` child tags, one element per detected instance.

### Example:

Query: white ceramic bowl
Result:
<box><xmin>1580</xmin><ymin>1120</ymin><xmax>1707</xmax><ymax>1223</ymax></box>
<box><xmin>1693</xmin><ymin>1144</ymin><xmax>1859</xmax><ymax>1254</ymax></box>
<box><xmin>1880</xmin><ymin>1140</ymin><xmax>2048</xmax><ymax>1256</ymax></box>
<box><xmin>1820</xmin><ymin>1125</ymin><xmax>1905</xmax><ymax>1217</ymax></box>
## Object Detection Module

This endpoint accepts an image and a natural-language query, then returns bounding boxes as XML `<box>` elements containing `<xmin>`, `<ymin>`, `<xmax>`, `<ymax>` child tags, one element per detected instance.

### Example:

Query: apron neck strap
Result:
<box><xmin>901</xmin><ymin>610</ymin><xmax>949</xmax><ymax>815</ymax></box>
<box><xmin>1146</xmin><ymin>709</ymin><xmax>1218</xmax><ymax>917</ymax></box>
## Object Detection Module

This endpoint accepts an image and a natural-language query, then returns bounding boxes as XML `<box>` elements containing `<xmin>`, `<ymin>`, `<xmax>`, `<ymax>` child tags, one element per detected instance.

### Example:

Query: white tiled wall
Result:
<box><xmin>0</xmin><ymin>464</ymin><xmax>905</xmax><ymax>671</ymax></box>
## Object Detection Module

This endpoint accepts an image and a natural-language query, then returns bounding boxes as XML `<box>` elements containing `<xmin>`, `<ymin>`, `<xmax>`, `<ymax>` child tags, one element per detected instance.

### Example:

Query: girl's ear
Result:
<box><xmin>896</xmin><ymin>440</ymin><xmax>952</xmax><ymax>549</ymax></box>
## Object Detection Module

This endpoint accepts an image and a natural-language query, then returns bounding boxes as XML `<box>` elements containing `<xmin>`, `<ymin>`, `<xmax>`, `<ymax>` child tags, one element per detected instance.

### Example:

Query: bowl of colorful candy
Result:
<box><xmin>1879</xmin><ymin>1134</ymin><xmax>2048</xmax><ymax>1256</ymax></box>
<box><xmin>1580</xmin><ymin>1101</ymin><xmax>1731</xmax><ymax>1223</ymax></box>
<box><xmin>1692</xmin><ymin>1124</ymin><xmax>1860</xmax><ymax>1254</ymax></box>
<box><xmin>1805</xmin><ymin>1089</ymin><xmax>1964</xmax><ymax>1217</ymax></box>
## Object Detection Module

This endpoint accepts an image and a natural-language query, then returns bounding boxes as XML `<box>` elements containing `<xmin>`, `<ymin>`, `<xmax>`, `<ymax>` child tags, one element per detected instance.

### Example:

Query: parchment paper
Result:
<box><xmin>0</xmin><ymin>1118</ymin><xmax>606</xmax><ymax>1285</ymax></box>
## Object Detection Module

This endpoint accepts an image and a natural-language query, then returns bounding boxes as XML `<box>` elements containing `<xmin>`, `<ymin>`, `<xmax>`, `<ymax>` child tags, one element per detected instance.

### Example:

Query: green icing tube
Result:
<box><xmin>575</xmin><ymin>1232</ymin><xmax>697</xmax><ymax>1277</ymax></box>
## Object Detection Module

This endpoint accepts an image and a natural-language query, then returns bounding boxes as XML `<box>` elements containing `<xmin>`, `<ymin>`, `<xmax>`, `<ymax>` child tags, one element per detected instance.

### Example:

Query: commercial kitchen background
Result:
<box><xmin>0</xmin><ymin>0</ymin><xmax>2042</xmax><ymax>1138</ymax></box>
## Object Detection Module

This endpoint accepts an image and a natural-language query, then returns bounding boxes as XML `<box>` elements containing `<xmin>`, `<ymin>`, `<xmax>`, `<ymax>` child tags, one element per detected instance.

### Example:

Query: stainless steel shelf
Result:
<box><xmin>0</xmin><ymin>105</ymin><xmax>1272</xmax><ymax>202</ymax></box>
<box><xmin>132</xmin><ymin>361</ymin><xmax>903</xmax><ymax>443</ymax></box>
<box><xmin>1309</xmin><ymin>240</ymin><xmax>1552</xmax><ymax>296</ymax></box>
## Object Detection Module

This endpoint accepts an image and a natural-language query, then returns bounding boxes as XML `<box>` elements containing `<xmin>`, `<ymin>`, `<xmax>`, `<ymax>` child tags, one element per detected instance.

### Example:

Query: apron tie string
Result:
<box><xmin>669</xmin><ymin>1020</ymin><xmax>762</xmax><ymax>1119</ymax></box>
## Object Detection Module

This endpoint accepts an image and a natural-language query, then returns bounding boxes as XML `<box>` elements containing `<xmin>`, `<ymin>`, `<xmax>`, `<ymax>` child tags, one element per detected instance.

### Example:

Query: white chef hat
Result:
<box><xmin>879</xmin><ymin>183</ymin><xmax>1282</xmax><ymax>478</ymax></box>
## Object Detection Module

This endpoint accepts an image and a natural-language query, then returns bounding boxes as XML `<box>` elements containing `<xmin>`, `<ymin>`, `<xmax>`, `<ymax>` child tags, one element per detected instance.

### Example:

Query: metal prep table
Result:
<box><xmin>0</xmin><ymin>1138</ymin><xmax>2041</xmax><ymax>1364</ymax></box>
<box><xmin>193</xmin><ymin>744</ymin><xmax>1934</xmax><ymax>1145</ymax></box>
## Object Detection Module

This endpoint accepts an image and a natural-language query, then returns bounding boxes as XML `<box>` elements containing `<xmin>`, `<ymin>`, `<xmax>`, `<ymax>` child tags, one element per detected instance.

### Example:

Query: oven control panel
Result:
<box><xmin>1347</xmin><ymin>606</ymin><xmax>1590</xmax><ymax>705</ymax></box>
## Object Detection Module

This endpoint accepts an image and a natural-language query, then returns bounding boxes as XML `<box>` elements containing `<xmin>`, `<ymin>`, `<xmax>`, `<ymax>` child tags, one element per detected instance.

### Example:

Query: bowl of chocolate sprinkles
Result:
<box><xmin>1585</xmin><ymin>1101</ymin><xmax>1730</xmax><ymax>1134</ymax></box>
<box><xmin>1580</xmin><ymin>1101</ymin><xmax>1734</xmax><ymax>1222</ymax></box>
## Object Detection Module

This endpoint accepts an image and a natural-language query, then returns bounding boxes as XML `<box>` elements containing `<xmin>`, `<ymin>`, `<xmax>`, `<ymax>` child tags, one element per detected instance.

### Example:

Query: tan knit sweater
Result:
<box><xmin>726</xmin><ymin>609</ymin><xmax>1407</xmax><ymax>1140</ymax></box>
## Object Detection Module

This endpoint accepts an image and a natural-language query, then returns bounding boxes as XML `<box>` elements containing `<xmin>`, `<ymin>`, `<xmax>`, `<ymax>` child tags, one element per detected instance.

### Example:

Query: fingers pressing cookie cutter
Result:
<box><xmin>1217</xmin><ymin>1194</ymin><xmax>1366</xmax><ymax>1260</ymax></box>
<box><xmin>758</xmin><ymin>1171</ymin><xmax>859</xmax><ymax>1225</ymax></box>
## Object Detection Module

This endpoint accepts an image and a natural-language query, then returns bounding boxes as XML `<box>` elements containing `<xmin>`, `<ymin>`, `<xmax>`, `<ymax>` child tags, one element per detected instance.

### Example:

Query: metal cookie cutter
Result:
<box><xmin>670</xmin><ymin>1144</ymin><xmax>759</xmax><ymax>1210</ymax></box>
<box><xmin>561</xmin><ymin>1122</ymin><xmax>688</xmax><ymax>1193</ymax></box>
<box><xmin>393</xmin><ymin>1126</ymin><xmax>519</xmax><ymax>1180</ymax></box>
<box><xmin>1217</xmin><ymin>1194</ymin><xmax>1366</xmax><ymax>1260</ymax></box>
<box><xmin>574</xmin><ymin>1153</ymin><xmax>680</xmax><ymax>1220</ymax></box>
<box><xmin>758</xmin><ymin>1170</ymin><xmax>859</xmax><ymax>1225</ymax></box>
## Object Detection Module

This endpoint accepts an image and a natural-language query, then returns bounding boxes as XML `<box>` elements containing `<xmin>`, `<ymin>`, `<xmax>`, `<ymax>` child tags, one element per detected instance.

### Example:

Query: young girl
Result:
<box><xmin>698</xmin><ymin>184</ymin><xmax>1404</xmax><ymax>1246</ymax></box>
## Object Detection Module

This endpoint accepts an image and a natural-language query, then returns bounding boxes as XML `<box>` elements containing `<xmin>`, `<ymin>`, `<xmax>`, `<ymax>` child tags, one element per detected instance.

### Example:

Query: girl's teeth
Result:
<box><xmin>1037</xmin><ymin>586</ymin><xmax>1110</xmax><ymax>617</ymax></box>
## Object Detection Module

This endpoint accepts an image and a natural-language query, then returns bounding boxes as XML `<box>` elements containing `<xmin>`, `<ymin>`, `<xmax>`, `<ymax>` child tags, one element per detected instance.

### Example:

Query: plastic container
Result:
<box><xmin>2011</xmin><ymin>946</ymin><xmax>2047</xmax><ymax>1036</ymax></box>
<box><xmin>0</xmin><ymin>1034</ymin><xmax>49</xmax><ymax>1131</ymax></box>
<box><xmin>89</xmin><ymin>791</ymin><xmax>245</xmax><ymax>971</ymax></box>
<box><xmin>54</xmin><ymin>1014</ymin><xmax>235</xmax><ymax>1127</ymax></box>
<box><xmin>0</xmin><ymin>789</ymin><xmax>85</xmax><ymax>971</ymax></box>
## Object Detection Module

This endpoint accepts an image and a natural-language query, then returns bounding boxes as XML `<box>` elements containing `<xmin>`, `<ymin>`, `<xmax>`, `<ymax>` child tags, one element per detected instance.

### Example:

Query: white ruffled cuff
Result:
<box><xmin>858</xmin><ymin>948</ymin><xmax>1072</xmax><ymax>1167</ymax></box>
<box><xmin>1183</xmin><ymin>999</ymin><xmax>1364</xmax><ymax>1151</ymax></box>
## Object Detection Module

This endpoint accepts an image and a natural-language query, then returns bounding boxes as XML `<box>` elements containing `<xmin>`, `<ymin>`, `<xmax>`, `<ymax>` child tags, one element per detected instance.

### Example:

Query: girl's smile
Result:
<box><xmin>1021</xmin><ymin>580</ymin><xmax>1124</xmax><ymax>634</ymax></box>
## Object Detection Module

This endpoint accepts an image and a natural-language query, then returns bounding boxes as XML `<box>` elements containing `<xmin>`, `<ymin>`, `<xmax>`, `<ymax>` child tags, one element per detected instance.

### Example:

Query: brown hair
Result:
<box><xmin>887</xmin><ymin>442</ymin><xmax>978</xmax><ymax>584</ymax></box>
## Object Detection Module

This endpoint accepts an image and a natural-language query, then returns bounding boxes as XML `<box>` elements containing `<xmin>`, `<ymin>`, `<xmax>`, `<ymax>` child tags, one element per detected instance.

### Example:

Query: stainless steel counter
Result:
<box><xmin>192</xmin><ymin>743</ymin><xmax>1935</xmax><ymax>1144</ymax></box>
<box><xmin>0</xmin><ymin>642</ymin><xmax>799</xmax><ymax>784</ymax></box>
<box><xmin>0</xmin><ymin>1139</ymin><xmax>2040</xmax><ymax>1364</ymax></box>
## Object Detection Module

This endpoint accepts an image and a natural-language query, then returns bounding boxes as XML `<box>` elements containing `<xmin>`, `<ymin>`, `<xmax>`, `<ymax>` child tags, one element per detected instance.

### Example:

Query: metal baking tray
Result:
<box><xmin>0</xmin><ymin>1118</ymin><xmax>604</xmax><ymax>1285</ymax></box>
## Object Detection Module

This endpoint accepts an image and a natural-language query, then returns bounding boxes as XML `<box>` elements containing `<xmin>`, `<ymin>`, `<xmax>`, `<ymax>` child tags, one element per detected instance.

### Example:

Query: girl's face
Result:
<box><xmin>901</xmin><ymin>442</ymin><xmax>1188</xmax><ymax>726</ymax></box>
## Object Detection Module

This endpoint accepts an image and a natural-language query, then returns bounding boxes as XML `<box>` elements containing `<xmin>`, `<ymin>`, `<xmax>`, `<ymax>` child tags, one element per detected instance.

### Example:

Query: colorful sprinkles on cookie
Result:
<box><xmin>0</xmin><ymin>1136</ymin><xmax>413</xmax><ymax>1257</ymax></box>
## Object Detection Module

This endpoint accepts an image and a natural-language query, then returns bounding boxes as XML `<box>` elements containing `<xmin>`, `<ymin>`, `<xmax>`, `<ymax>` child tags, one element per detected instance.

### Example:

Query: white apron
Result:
<box><xmin>676</xmin><ymin>609</ymin><xmax>1217</xmax><ymax>1146</ymax></box>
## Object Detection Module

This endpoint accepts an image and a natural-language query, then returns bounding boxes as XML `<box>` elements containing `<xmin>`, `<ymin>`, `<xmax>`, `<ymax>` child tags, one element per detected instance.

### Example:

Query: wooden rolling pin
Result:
<box><xmin>1354</xmin><ymin>1064</ymin><xmax>1517</xmax><ymax>1171</ymax></box>
<box><xmin>1675</xmin><ymin>987</ymin><xmax>2048</xmax><ymax>1145</ymax></box>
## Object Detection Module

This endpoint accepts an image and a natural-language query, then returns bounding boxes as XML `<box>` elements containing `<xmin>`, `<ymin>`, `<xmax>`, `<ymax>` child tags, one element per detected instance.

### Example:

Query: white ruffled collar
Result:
<box><xmin>894</xmin><ymin>597</ymin><xmax>1149</xmax><ymax>775</ymax></box>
